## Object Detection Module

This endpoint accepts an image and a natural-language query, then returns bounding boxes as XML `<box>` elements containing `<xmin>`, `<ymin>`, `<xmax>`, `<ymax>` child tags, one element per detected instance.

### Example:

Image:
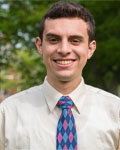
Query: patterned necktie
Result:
<box><xmin>56</xmin><ymin>96</ymin><xmax>77</xmax><ymax>150</ymax></box>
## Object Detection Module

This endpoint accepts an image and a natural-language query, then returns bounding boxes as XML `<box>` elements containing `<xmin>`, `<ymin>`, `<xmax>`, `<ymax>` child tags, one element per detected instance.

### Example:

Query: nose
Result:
<box><xmin>57</xmin><ymin>39</ymin><xmax>71</xmax><ymax>56</ymax></box>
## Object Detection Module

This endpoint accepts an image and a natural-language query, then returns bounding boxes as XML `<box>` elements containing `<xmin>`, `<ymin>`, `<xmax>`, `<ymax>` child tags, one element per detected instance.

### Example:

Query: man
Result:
<box><xmin>0</xmin><ymin>1</ymin><xmax>120</xmax><ymax>150</ymax></box>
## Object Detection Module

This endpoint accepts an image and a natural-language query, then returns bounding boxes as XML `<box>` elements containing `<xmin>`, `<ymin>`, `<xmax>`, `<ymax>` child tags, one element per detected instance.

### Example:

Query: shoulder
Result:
<box><xmin>0</xmin><ymin>84</ymin><xmax>43</xmax><ymax>110</ymax></box>
<box><xmin>85</xmin><ymin>84</ymin><xmax>120</xmax><ymax>105</ymax></box>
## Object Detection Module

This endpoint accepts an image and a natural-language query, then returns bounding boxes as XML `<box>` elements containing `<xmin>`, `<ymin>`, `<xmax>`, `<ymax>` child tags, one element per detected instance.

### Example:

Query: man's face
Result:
<box><xmin>36</xmin><ymin>18</ymin><xmax>96</xmax><ymax>85</ymax></box>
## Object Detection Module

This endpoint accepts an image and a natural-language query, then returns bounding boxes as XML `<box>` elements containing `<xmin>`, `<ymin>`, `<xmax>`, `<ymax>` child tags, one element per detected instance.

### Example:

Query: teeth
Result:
<box><xmin>56</xmin><ymin>60</ymin><xmax>72</xmax><ymax>65</ymax></box>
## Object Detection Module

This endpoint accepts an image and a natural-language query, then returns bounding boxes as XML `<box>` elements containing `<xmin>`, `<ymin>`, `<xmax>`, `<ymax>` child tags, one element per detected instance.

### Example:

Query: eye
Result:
<box><xmin>48</xmin><ymin>37</ymin><xmax>59</xmax><ymax>44</ymax></box>
<box><xmin>71</xmin><ymin>39</ymin><xmax>80</xmax><ymax>45</ymax></box>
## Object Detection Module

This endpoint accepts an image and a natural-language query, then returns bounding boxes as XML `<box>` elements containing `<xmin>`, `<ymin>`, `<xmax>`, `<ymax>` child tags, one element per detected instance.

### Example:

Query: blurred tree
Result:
<box><xmin>0</xmin><ymin>0</ymin><xmax>120</xmax><ymax>98</ymax></box>
<box><xmin>81</xmin><ymin>1</ymin><xmax>120</xmax><ymax>95</ymax></box>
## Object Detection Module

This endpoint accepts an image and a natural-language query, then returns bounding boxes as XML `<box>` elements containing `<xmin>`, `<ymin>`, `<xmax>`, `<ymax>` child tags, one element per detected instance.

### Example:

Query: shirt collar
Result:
<box><xmin>42</xmin><ymin>77</ymin><xmax>87</xmax><ymax>114</ymax></box>
<box><xmin>68</xmin><ymin>78</ymin><xmax>87</xmax><ymax>114</ymax></box>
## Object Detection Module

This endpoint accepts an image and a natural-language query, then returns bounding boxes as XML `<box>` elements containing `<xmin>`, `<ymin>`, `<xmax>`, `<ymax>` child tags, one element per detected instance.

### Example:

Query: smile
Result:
<box><xmin>56</xmin><ymin>60</ymin><xmax>72</xmax><ymax>65</ymax></box>
<box><xmin>54</xmin><ymin>59</ymin><xmax>76</xmax><ymax>66</ymax></box>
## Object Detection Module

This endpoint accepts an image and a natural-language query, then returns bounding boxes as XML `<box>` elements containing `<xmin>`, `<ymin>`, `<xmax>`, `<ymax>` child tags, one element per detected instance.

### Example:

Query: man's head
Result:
<box><xmin>39</xmin><ymin>1</ymin><xmax>95</xmax><ymax>43</ymax></box>
<box><xmin>35</xmin><ymin>1</ymin><xmax>96</xmax><ymax>93</ymax></box>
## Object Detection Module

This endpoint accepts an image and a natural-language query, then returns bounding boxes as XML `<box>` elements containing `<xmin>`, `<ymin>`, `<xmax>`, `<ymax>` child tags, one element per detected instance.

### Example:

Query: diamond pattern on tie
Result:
<box><xmin>56</xmin><ymin>96</ymin><xmax>77</xmax><ymax>150</ymax></box>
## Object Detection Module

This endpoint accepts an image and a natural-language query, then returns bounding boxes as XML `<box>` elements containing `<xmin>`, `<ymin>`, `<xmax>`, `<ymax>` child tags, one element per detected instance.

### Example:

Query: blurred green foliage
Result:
<box><xmin>0</xmin><ymin>0</ymin><xmax>120</xmax><ymax>96</ymax></box>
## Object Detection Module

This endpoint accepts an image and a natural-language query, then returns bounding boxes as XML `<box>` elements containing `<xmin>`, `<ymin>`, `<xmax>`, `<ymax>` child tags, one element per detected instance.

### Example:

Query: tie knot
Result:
<box><xmin>57</xmin><ymin>96</ymin><xmax>73</xmax><ymax>109</ymax></box>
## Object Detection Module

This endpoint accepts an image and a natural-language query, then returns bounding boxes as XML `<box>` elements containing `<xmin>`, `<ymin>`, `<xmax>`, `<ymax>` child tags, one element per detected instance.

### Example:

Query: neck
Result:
<box><xmin>47</xmin><ymin>77</ymin><xmax>82</xmax><ymax>95</ymax></box>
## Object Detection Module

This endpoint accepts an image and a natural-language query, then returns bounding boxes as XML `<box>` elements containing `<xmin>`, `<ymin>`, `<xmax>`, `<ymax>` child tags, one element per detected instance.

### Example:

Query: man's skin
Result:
<box><xmin>35</xmin><ymin>18</ymin><xmax>96</xmax><ymax>95</ymax></box>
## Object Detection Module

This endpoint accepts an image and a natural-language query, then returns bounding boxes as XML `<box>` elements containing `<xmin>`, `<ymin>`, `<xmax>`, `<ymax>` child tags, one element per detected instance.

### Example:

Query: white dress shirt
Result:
<box><xmin>0</xmin><ymin>78</ymin><xmax>120</xmax><ymax>150</ymax></box>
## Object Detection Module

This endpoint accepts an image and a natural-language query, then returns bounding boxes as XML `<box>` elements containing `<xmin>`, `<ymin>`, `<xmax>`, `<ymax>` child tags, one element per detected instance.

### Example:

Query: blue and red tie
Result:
<box><xmin>56</xmin><ymin>96</ymin><xmax>77</xmax><ymax>150</ymax></box>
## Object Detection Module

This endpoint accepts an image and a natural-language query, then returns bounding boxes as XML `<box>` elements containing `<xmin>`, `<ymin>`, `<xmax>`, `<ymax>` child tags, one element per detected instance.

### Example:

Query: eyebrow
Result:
<box><xmin>46</xmin><ymin>33</ymin><xmax>60</xmax><ymax>38</ymax></box>
<box><xmin>69</xmin><ymin>35</ymin><xmax>84</xmax><ymax>40</ymax></box>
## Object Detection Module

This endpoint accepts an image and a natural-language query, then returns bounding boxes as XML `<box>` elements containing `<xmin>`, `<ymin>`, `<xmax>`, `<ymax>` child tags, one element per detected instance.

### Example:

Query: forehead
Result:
<box><xmin>43</xmin><ymin>18</ymin><xmax>88</xmax><ymax>38</ymax></box>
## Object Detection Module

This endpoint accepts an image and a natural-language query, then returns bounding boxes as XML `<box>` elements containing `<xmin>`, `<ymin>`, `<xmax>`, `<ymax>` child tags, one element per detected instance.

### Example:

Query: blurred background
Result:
<box><xmin>0</xmin><ymin>0</ymin><xmax>120</xmax><ymax>102</ymax></box>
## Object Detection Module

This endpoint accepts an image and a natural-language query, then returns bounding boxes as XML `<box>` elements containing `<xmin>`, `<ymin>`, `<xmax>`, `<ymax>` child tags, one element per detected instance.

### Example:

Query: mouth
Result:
<box><xmin>54</xmin><ymin>59</ymin><xmax>76</xmax><ymax>65</ymax></box>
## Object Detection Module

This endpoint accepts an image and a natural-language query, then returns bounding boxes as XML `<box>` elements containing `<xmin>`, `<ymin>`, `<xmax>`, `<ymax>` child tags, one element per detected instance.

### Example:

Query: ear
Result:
<box><xmin>87</xmin><ymin>40</ymin><xmax>96</xmax><ymax>59</ymax></box>
<box><xmin>35</xmin><ymin>37</ymin><xmax>43</xmax><ymax>56</ymax></box>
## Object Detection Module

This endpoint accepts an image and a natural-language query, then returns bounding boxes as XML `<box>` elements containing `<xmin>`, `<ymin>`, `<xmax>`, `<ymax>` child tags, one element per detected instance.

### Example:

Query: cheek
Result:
<box><xmin>42</xmin><ymin>50</ymin><xmax>52</xmax><ymax>67</ymax></box>
<box><xmin>42</xmin><ymin>45</ymin><xmax>49</xmax><ymax>58</ymax></box>
<box><xmin>75</xmin><ymin>47</ymin><xmax>89</xmax><ymax>59</ymax></box>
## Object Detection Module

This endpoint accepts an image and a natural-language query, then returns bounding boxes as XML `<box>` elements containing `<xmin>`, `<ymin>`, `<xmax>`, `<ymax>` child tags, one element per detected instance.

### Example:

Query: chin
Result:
<box><xmin>56</xmin><ymin>74</ymin><xmax>73</xmax><ymax>82</ymax></box>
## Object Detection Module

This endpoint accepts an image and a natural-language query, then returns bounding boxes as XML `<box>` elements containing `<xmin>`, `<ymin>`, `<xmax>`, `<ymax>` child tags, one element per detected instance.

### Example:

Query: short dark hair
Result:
<box><xmin>39</xmin><ymin>1</ymin><xmax>95</xmax><ymax>43</ymax></box>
